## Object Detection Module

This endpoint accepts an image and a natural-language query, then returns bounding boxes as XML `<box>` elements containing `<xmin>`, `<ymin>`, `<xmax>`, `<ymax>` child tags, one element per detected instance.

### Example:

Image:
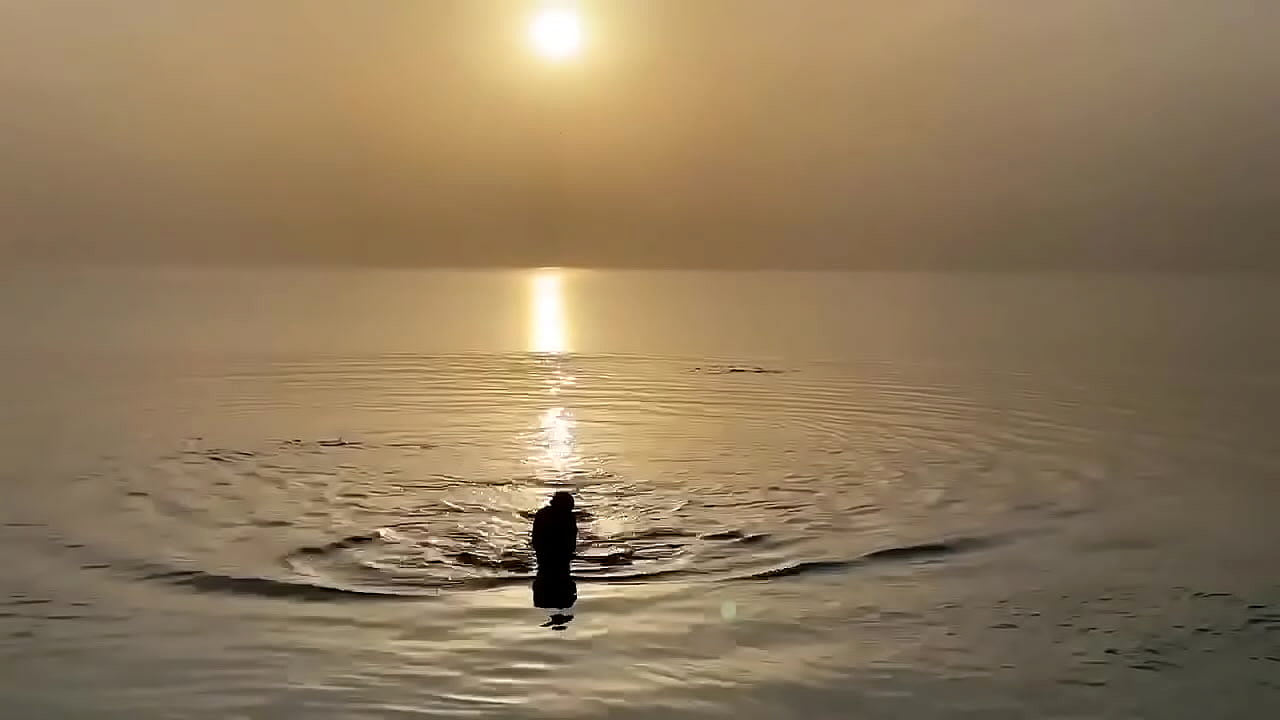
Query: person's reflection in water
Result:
<box><xmin>533</xmin><ymin>575</ymin><xmax>577</xmax><ymax>630</ymax></box>
<box><xmin>531</xmin><ymin>491</ymin><xmax>578</xmax><ymax>630</ymax></box>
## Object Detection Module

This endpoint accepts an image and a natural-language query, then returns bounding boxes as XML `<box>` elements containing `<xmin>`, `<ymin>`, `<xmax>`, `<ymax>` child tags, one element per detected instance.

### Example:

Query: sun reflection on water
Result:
<box><xmin>538</xmin><ymin>404</ymin><xmax>576</xmax><ymax>476</ymax></box>
<box><xmin>530</xmin><ymin>269</ymin><xmax>568</xmax><ymax>355</ymax></box>
<box><xmin>527</xmin><ymin>269</ymin><xmax>579</xmax><ymax>479</ymax></box>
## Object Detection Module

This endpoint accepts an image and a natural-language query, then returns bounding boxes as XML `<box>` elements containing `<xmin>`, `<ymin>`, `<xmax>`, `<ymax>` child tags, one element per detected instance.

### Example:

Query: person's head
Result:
<box><xmin>549</xmin><ymin>491</ymin><xmax>574</xmax><ymax>511</ymax></box>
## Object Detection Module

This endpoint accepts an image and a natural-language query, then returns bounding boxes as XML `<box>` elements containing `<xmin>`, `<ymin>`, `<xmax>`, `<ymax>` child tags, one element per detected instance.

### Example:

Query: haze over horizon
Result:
<box><xmin>3</xmin><ymin>1</ymin><xmax>1278</xmax><ymax>270</ymax></box>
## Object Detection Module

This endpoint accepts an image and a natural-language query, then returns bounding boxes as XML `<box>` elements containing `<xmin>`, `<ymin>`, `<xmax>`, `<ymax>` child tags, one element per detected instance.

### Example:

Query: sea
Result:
<box><xmin>1</xmin><ymin>267</ymin><xmax>1278</xmax><ymax>719</ymax></box>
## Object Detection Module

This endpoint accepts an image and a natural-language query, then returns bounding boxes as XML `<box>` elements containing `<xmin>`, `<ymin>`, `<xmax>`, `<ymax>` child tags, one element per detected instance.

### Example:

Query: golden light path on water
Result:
<box><xmin>530</xmin><ymin>270</ymin><xmax>568</xmax><ymax>355</ymax></box>
<box><xmin>525</xmin><ymin>270</ymin><xmax>735</xmax><ymax>625</ymax></box>
<box><xmin>524</xmin><ymin>270</ymin><xmax>741</xmax><ymax>626</ymax></box>
<box><xmin>528</xmin><ymin>269</ymin><xmax>578</xmax><ymax>480</ymax></box>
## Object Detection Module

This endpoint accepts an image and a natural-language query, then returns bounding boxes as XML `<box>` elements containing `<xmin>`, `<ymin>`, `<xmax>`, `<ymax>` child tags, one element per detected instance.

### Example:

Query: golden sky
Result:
<box><xmin>2</xmin><ymin>1</ymin><xmax>1278</xmax><ymax>268</ymax></box>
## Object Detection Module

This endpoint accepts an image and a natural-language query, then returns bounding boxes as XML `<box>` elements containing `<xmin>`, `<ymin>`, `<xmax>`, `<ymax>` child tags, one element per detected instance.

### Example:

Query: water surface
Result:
<box><xmin>2</xmin><ymin>269</ymin><xmax>1278</xmax><ymax>718</ymax></box>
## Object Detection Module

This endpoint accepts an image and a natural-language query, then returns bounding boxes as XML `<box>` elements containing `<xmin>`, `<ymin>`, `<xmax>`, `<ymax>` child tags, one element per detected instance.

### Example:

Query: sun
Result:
<box><xmin>529</xmin><ymin>7</ymin><xmax>583</xmax><ymax>61</ymax></box>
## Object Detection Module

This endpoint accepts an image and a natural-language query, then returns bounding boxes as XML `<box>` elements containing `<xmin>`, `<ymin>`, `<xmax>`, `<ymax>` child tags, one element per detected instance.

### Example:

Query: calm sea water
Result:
<box><xmin>2</xmin><ymin>268</ymin><xmax>1278</xmax><ymax>719</ymax></box>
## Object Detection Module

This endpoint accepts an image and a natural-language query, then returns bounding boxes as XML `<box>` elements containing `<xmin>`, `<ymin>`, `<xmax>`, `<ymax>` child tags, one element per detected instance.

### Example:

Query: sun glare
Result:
<box><xmin>530</xmin><ymin>7</ymin><xmax>583</xmax><ymax>61</ymax></box>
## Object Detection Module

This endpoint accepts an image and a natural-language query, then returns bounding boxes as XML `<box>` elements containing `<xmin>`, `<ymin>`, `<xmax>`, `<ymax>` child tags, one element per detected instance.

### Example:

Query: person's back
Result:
<box><xmin>532</xmin><ymin>491</ymin><xmax>577</xmax><ymax>575</ymax></box>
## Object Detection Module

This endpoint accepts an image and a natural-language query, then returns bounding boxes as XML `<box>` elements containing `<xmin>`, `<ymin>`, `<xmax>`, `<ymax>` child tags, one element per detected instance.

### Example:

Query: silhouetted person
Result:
<box><xmin>531</xmin><ymin>491</ymin><xmax>578</xmax><ymax>628</ymax></box>
<box><xmin>531</xmin><ymin>491</ymin><xmax>577</xmax><ymax>576</ymax></box>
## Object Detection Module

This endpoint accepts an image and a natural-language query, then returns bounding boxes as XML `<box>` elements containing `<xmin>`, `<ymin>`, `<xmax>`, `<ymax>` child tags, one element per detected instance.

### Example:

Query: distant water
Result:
<box><xmin>2</xmin><ymin>268</ymin><xmax>1278</xmax><ymax>718</ymax></box>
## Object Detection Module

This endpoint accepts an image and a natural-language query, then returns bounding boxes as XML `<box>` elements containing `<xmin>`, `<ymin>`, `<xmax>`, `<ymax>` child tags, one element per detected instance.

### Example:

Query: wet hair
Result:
<box><xmin>550</xmin><ymin>491</ymin><xmax>574</xmax><ymax>510</ymax></box>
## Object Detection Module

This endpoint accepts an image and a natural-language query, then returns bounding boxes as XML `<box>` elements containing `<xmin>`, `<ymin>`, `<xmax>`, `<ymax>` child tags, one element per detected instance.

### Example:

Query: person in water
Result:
<box><xmin>531</xmin><ymin>491</ymin><xmax>577</xmax><ymax>576</ymax></box>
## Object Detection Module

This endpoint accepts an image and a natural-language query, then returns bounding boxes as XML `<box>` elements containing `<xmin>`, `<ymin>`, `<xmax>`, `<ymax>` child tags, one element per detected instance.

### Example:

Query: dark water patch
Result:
<box><xmin>744</xmin><ymin>559</ymin><xmax>857</xmax><ymax>581</ymax></box>
<box><xmin>174</xmin><ymin>437</ymin><xmax>443</xmax><ymax>478</ymax></box>
<box><xmin>699</xmin><ymin>530</ymin><xmax>746</xmax><ymax>541</ymax></box>
<box><xmin>742</xmin><ymin>537</ymin><xmax>991</xmax><ymax>581</ymax></box>
<box><xmin>863</xmin><ymin>540</ymin><xmax>968</xmax><ymax>561</ymax></box>
<box><xmin>187</xmin><ymin>448</ymin><xmax>257</xmax><ymax>464</ymax></box>
<box><xmin>336</xmin><ymin>532</ymin><xmax>381</xmax><ymax>547</ymax></box>
<box><xmin>1128</xmin><ymin>659</ymin><xmax>1179</xmax><ymax>672</ymax></box>
<box><xmin>280</xmin><ymin>438</ymin><xmax>364</xmax><ymax>450</ymax></box>
<box><xmin>292</xmin><ymin>531</ymin><xmax>388</xmax><ymax>556</ymax></box>
<box><xmin>692</xmin><ymin>365</ymin><xmax>788</xmax><ymax>375</ymax></box>
<box><xmin>595</xmin><ymin>553</ymin><xmax>634</xmax><ymax>567</ymax></box>
<box><xmin>316</xmin><ymin>438</ymin><xmax>364</xmax><ymax>449</ymax></box>
<box><xmin>141</xmin><ymin>569</ymin><xmax>423</xmax><ymax>601</ymax></box>
<box><xmin>3</xmin><ymin>598</ymin><xmax>52</xmax><ymax>607</ymax></box>
<box><xmin>699</xmin><ymin>529</ymin><xmax>771</xmax><ymax>544</ymax></box>
<box><xmin>385</xmin><ymin>441</ymin><xmax>437</xmax><ymax>450</ymax></box>
<box><xmin>617</xmin><ymin>528</ymin><xmax>696</xmax><ymax>542</ymax></box>
<box><xmin>1059</xmin><ymin>678</ymin><xmax>1108</xmax><ymax>687</ymax></box>
<box><xmin>453</xmin><ymin>552</ymin><xmax>534</xmax><ymax>574</ymax></box>
<box><xmin>251</xmin><ymin>519</ymin><xmax>292</xmax><ymax>528</ymax></box>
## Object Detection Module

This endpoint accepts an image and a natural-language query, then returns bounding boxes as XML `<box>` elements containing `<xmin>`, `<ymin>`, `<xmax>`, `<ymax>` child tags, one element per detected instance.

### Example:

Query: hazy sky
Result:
<box><xmin>2</xmin><ymin>1</ymin><xmax>1278</xmax><ymax>269</ymax></box>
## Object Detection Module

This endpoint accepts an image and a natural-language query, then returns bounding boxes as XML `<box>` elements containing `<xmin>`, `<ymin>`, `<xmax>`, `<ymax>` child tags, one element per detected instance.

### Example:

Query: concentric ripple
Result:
<box><xmin>19</xmin><ymin>352</ymin><xmax>1207</xmax><ymax>601</ymax></box>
